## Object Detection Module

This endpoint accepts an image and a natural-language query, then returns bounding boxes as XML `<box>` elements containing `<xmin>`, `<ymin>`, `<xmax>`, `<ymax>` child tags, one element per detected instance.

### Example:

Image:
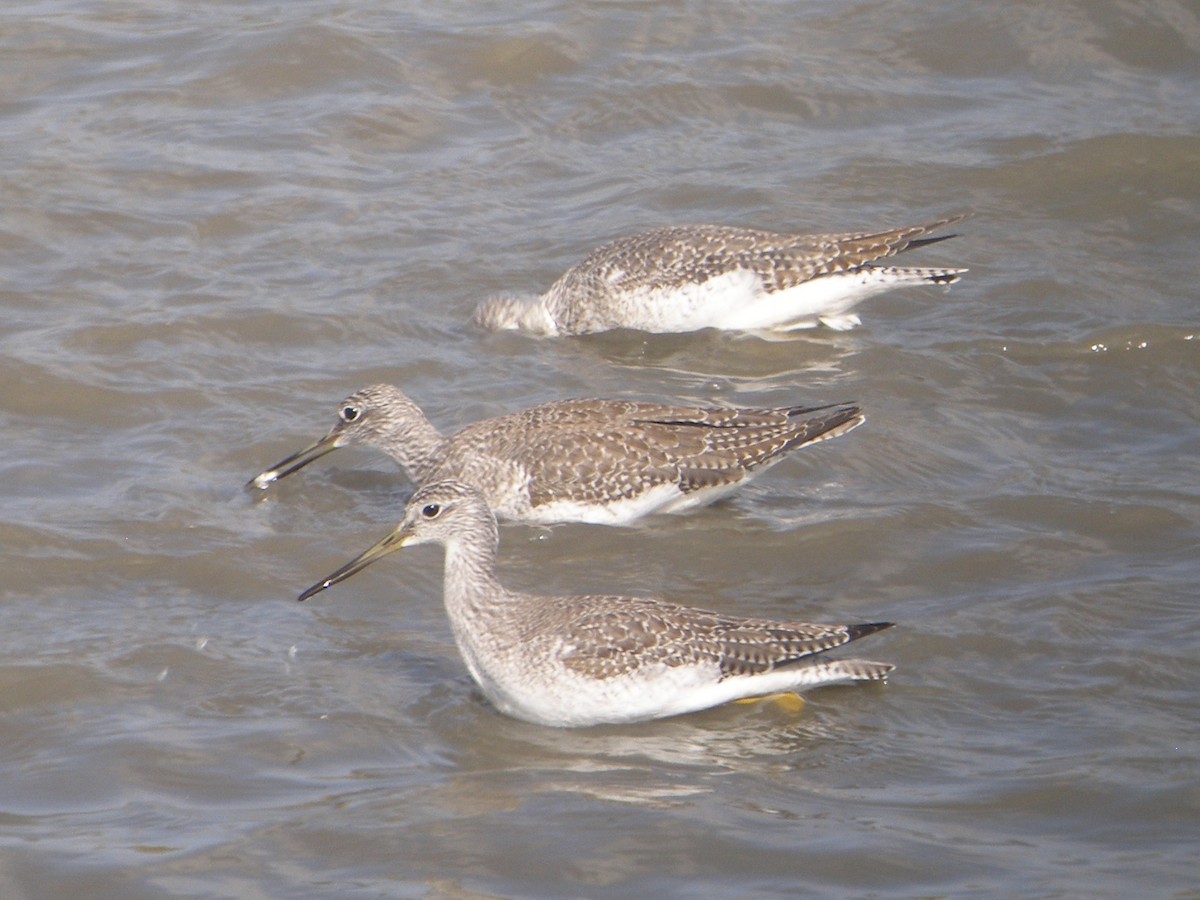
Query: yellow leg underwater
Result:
<box><xmin>734</xmin><ymin>692</ymin><xmax>806</xmax><ymax>714</ymax></box>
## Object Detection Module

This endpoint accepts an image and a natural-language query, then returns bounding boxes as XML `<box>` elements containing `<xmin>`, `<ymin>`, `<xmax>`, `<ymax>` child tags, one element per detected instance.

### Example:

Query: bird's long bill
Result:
<box><xmin>245</xmin><ymin>431</ymin><xmax>341</xmax><ymax>491</ymax></box>
<box><xmin>297</xmin><ymin>526</ymin><xmax>412</xmax><ymax>602</ymax></box>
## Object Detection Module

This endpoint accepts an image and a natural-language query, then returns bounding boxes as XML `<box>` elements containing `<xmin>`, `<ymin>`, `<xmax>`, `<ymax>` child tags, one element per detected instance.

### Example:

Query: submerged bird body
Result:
<box><xmin>248</xmin><ymin>385</ymin><xmax>864</xmax><ymax>525</ymax></box>
<box><xmin>299</xmin><ymin>481</ymin><xmax>894</xmax><ymax>727</ymax></box>
<box><xmin>472</xmin><ymin>216</ymin><xmax>967</xmax><ymax>336</ymax></box>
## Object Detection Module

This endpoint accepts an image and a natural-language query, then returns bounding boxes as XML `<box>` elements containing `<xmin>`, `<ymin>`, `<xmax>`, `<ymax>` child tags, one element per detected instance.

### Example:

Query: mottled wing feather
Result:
<box><xmin>549</xmin><ymin>597</ymin><xmax>720</xmax><ymax>680</ymax></box>
<box><xmin>554</xmin><ymin>216</ymin><xmax>965</xmax><ymax>300</ymax></box>
<box><xmin>633</xmin><ymin>402</ymin><xmax>863</xmax><ymax>473</ymax></box>
<box><xmin>439</xmin><ymin>399</ymin><xmax>862</xmax><ymax>507</ymax></box>
<box><xmin>714</xmin><ymin>620</ymin><xmax>862</xmax><ymax>677</ymax></box>
<box><xmin>803</xmin><ymin>216</ymin><xmax>965</xmax><ymax>282</ymax></box>
<box><xmin>549</xmin><ymin>595</ymin><xmax>883</xmax><ymax>681</ymax></box>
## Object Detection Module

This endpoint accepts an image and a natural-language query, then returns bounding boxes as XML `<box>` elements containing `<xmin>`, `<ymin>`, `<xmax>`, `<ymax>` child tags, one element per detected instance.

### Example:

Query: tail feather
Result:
<box><xmin>777</xmin><ymin>657</ymin><xmax>895</xmax><ymax>687</ymax></box>
<box><xmin>800</xmin><ymin>623</ymin><xmax>894</xmax><ymax>685</ymax></box>
<box><xmin>774</xmin><ymin>404</ymin><xmax>865</xmax><ymax>455</ymax></box>
<box><xmin>870</xmin><ymin>265</ymin><xmax>967</xmax><ymax>286</ymax></box>
<box><xmin>822</xmin><ymin>659</ymin><xmax>895</xmax><ymax>682</ymax></box>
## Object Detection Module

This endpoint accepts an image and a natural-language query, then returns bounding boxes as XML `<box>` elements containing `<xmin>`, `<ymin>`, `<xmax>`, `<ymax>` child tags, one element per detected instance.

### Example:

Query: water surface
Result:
<box><xmin>2</xmin><ymin>1</ymin><xmax>1198</xmax><ymax>896</ymax></box>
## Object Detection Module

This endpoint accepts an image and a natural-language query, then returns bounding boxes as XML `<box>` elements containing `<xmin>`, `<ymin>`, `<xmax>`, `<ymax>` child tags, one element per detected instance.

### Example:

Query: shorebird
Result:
<box><xmin>472</xmin><ymin>214</ymin><xmax>967</xmax><ymax>335</ymax></box>
<box><xmin>298</xmin><ymin>480</ymin><xmax>895</xmax><ymax>727</ymax></box>
<box><xmin>247</xmin><ymin>385</ymin><xmax>864</xmax><ymax>526</ymax></box>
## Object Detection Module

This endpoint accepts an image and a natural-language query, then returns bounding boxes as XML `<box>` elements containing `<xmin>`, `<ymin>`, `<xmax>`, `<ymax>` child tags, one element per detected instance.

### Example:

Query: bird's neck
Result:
<box><xmin>388</xmin><ymin>418</ymin><xmax>447</xmax><ymax>483</ymax></box>
<box><xmin>474</xmin><ymin>295</ymin><xmax>558</xmax><ymax>335</ymax></box>
<box><xmin>440</xmin><ymin>525</ymin><xmax>513</xmax><ymax>623</ymax></box>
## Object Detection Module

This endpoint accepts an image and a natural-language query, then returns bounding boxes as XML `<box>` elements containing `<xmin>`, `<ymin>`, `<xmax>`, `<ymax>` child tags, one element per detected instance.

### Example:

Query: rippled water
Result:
<box><xmin>2</xmin><ymin>1</ymin><xmax>1198</xmax><ymax>896</ymax></box>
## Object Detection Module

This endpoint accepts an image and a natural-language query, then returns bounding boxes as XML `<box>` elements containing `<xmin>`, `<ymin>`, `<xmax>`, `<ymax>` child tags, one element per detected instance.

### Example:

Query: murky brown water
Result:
<box><xmin>2</xmin><ymin>1</ymin><xmax>1198</xmax><ymax>896</ymax></box>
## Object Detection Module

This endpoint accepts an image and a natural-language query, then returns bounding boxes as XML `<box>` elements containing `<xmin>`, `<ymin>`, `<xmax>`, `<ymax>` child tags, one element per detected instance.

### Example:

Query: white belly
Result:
<box><xmin>607</xmin><ymin>269</ymin><xmax>891</xmax><ymax>333</ymax></box>
<box><xmin>516</xmin><ymin>480</ymin><xmax>744</xmax><ymax>526</ymax></box>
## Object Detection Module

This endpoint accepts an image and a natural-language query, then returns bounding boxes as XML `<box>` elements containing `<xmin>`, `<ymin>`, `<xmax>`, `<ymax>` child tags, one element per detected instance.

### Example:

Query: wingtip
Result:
<box><xmin>929</xmin><ymin>210</ymin><xmax>971</xmax><ymax>231</ymax></box>
<box><xmin>847</xmin><ymin>622</ymin><xmax>895</xmax><ymax>641</ymax></box>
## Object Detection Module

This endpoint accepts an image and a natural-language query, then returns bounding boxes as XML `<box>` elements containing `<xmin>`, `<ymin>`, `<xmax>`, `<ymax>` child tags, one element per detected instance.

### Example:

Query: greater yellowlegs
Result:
<box><xmin>298</xmin><ymin>480</ymin><xmax>894</xmax><ymax>727</ymax></box>
<box><xmin>247</xmin><ymin>385</ymin><xmax>864</xmax><ymax>525</ymax></box>
<box><xmin>472</xmin><ymin>215</ymin><xmax>966</xmax><ymax>335</ymax></box>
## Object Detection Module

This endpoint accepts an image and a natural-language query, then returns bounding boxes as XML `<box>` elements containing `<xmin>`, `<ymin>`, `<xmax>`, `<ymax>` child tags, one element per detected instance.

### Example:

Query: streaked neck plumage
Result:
<box><xmin>438</xmin><ymin>507</ymin><xmax>513</xmax><ymax>622</ymax></box>
<box><xmin>472</xmin><ymin>294</ymin><xmax>558</xmax><ymax>335</ymax></box>
<box><xmin>392</xmin><ymin>415</ymin><xmax>447</xmax><ymax>485</ymax></box>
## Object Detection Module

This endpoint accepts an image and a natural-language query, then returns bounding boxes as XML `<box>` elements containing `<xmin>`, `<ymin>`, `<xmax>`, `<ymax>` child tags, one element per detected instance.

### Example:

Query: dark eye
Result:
<box><xmin>421</xmin><ymin>503</ymin><xmax>442</xmax><ymax>519</ymax></box>
<box><xmin>340</xmin><ymin>405</ymin><xmax>361</xmax><ymax>423</ymax></box>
